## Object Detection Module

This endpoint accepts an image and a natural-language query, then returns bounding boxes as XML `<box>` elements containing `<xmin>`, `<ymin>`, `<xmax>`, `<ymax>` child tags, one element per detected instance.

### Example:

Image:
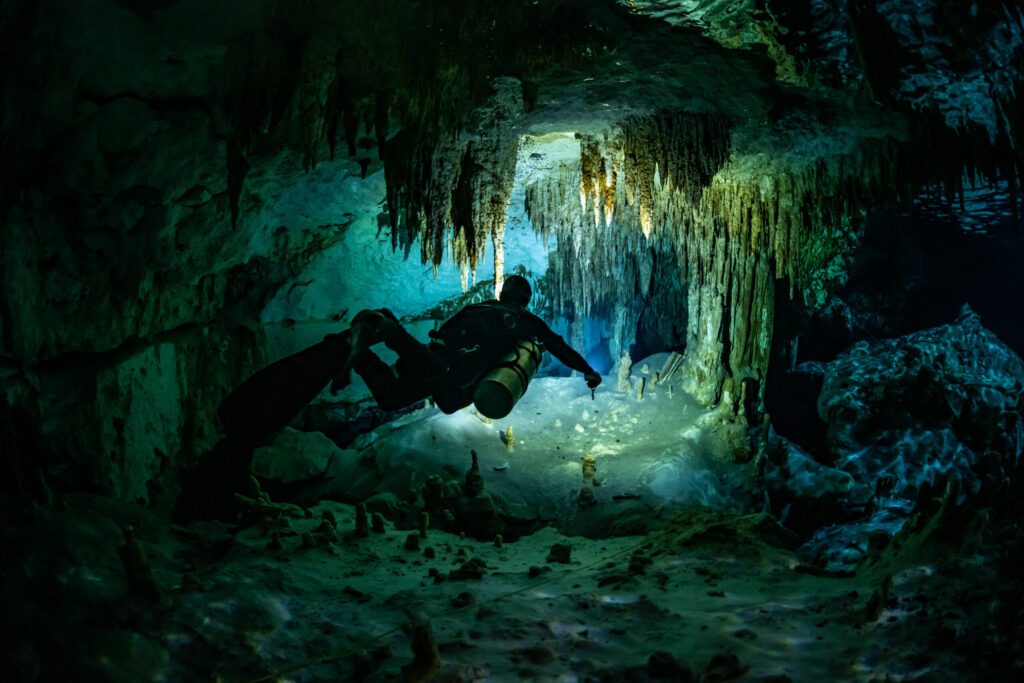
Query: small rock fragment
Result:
<box><xmin>704</xmin><ymin>652</ymin><xmax>747</xmax><ymax>682</ymax></box>
<box><xmin>451</xmin><ymin>591</ymin><xmax>474</xmax><ymax>608</ymax></box>
<box><xmin>546</xmin><ymin>542</ymin><xmax>572</xmax><ymax>564</ymax></box>
<box><xmin>371</xmin><ymin>512</ymin><xmax>386</xmax><ymax>533</ymax></box>
<box><xmin>449</xmin><ymin>558</ymin><xmax>487</xmax><ymax>581</ymax></box>
<box><xmin>628</xmin><ymin>551</ymin><xmax>652</xmax><ymax>574</ymax></box>
<box><xmin>511</xmin><ymin>644</ymin><xmax>555</xmax><ymax>665</ymax></box>
<box><xmin>343</xmin><ymin>585</ymin><xmax>371</xmax><ymax>603</ymax></box>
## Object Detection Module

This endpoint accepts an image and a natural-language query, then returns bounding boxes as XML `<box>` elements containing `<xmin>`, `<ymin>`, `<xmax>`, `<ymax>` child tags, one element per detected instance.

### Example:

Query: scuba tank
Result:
<box><xmin>473</xmin><ymin>340</ymin><xmax>544</xmax><ymax>419</ymax></box>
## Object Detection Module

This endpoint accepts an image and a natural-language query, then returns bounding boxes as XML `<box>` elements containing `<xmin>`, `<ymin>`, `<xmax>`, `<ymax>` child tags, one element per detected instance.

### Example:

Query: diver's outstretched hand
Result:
<box><xmin>584</xmin><ymin>371</ymin><xmax>602</xmax><ymax>389</ymax></box>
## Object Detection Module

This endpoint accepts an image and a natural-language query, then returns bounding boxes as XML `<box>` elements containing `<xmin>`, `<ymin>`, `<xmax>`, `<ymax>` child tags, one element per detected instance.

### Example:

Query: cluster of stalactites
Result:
<box><xmin>525</xmin><ymin>107</ymin><xmax>936</xmax><ymax>414</ymax></box>
<box><xmin>702</xmin><ymin>137</ymin><xmax>911</xmax><ymax>299</ymax></box>
<box><xmin>526</xmin><ymin>163</ymin><xmax>688</xmax><ymax>360</ymax></box>
<box><xmin>621</xmin><ymin>110</ymin><xmax>734</xmax><ymax>237</ymax></box>
<box><xmin>524</xmin><ymin>112</ymin><xmax>735</xmax><ymax>353</ymax></box>
<box><xmin>384</xmin><ymin>78</ymin><xmax>523</xmax><ymax>283</ymax></box>
<box><xmin>577</xmin><ymin>134</ymin><xmax>620</xmax><ymax>229</ymax></box>
<box><xmin>530</xmin><ymin>100</ymin><xmax>1022</xmax><ymax>419</ymax></box>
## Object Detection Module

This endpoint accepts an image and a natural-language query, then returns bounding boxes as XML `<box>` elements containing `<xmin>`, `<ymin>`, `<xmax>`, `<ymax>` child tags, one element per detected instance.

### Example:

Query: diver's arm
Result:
<box><xmin>529</xmin><ymin>316</ymin><xmax>602</xmax><ymax>388</ymax></box>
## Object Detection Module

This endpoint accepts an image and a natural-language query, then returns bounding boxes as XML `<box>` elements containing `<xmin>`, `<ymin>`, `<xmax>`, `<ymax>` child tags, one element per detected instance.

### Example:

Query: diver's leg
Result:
<box><xmin>349</xmin><ymin>309</ymin><xmax>448</xmax><ymax>379</ymax></box>
<box><xmin>219</xmin><ymin>330</ymin><xmax>353</xmax><ymax>447</ymax></box>
<box><xmin>354</xmin><ymin>350</ymin><xmax>432</xmax><ymax>411</ymax></box>
<box><xmin>184</xmin><ymin>331</ymin><xmax>355</xmax><ymax>521</ymax></box>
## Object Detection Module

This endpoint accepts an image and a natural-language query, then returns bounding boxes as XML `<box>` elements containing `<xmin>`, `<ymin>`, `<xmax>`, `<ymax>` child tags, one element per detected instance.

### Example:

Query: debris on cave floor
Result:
<box><xmin>3</xmin><ymin>489</ymin><xmax>1019</xmax><ymax>682</ymax></box>
<box><xmin>283</xmin><ymin>353</ymin><xmax>762</xmax><ymax>540</ymax></box>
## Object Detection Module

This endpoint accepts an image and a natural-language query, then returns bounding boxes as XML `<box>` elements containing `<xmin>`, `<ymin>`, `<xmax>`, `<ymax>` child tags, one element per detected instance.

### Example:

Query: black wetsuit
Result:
<box><xmin>427</xmin><ymin>300</ymin><xmax>593</xmax><ymax>412</ymax></box>
<box><xmin>179</xmin><ymin>299</ymin><xmax>594</xmax><ymax>522</ymax></box>
<box><xmin>357</xmin><ymin>300</ymin><xmax>593</xmax><ymax>414</ymax></box>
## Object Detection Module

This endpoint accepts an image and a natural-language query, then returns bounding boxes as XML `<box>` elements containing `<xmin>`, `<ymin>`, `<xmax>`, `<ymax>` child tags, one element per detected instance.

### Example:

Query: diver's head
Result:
<box><xmin>499</xmin><ymin>275</ymin><xmax>532</xmax><ymax>306</ymax></box>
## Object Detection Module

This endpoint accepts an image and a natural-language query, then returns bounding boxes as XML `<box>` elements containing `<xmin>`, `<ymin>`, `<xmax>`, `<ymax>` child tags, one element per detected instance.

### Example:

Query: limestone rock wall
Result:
<box><xmin>818</xmin><ymin>306</ymin><xmax>1024</xmax><ymax>504</ymax></box>
<box><xmin>30</xmin><ymin>324</ymin><xmax>267</xmax><ymax>505</ymax></box>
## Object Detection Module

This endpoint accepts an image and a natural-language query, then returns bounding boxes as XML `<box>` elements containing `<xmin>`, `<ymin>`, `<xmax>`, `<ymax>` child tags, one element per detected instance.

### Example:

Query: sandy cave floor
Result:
<box><xmin>16</xmin><ymin>490</ymin><xmax>998</xmax><ymax>682</ymax></box>
<box><xmin>4</xmin><ymin>358</ymin><xmax>1017</xmax><ymax>682</ymax></box>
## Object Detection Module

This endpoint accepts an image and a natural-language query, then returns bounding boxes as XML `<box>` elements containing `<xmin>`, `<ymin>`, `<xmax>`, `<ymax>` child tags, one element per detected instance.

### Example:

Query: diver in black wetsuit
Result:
<box><xmin>342</xmin><ymin>274</ymin><xmax>602</xmax><ymax>413</ymax></box>
<box><xmin>177</xmin><ymin>275</ymin><xmax>599</xmax><ymax>522</ymax></box>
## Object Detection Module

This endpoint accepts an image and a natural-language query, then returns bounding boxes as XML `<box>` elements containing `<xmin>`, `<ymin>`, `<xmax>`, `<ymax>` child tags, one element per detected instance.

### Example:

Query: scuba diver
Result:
<box><xmin>176</xmin><ymin>275</ymin><xmax>600</xmax><ymax>521</ymax></box>
<box><xmin>335</xmin><ymin>275</ymin><xmax>602</xmax><ymax>415</ymax></box>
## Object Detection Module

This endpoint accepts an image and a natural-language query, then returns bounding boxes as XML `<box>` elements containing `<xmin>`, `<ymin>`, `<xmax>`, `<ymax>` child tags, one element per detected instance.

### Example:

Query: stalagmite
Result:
<box><xmin>464</xmin><ymin>450</ymin><xmax>484</xmax><ymax>498</ymax></box>
<box><xmin>355</xmin><ymin>503</ymin><xmax>369</xmax><ymax>538</ymax></box>
<box><xmin>418</xmin><ymin>512</ymin><xmax>430</xmax><ymax>539</ymax></box>
<box><xmin>636</xmin><ymin>376</ymin><xmax>646</xmax><ymax>402</ymax></box>
<box><xmin>401</xmin><ymin>613</ymin><xmax>442</xmax><ymax>683</ymax></box>
<box><xmin>616</xmin><ymin>351</ymin><xmax>632</xmax><ymax>393</ymax></box>
<box><xmin>582</xmin><ymin>453</ymin><xmax>597</xmax><ymax>483</ymax></box>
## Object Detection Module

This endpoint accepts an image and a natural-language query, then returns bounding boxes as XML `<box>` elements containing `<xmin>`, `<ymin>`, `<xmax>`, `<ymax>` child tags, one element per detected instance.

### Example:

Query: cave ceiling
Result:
<box><xmin>1</xmin><ymin>0</ymin><xmax>1022</xmax><ymax>511</ymax></box>
<box><xmin>1</xmin><ymin>0</ymin><xmax>1022</xmax><ymax>368</ymax></box>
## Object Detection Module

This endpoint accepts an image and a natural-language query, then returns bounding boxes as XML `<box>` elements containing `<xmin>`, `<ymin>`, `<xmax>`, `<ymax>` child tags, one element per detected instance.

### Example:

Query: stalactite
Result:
<box><xmin>577</xmin><ymin>134</ymin><xmax>620</xmax><ymax>228</ymax></box>
<box><xmin>294</xmin><ymin>38</ymin><xmax>337</xmax><ymax>172</ymax></box>
<box><xmin>527</xmin><ymin>105</ymin><xmax>1012</xmax><ymax>428</ymax></box>
<box><xmin>526</xmin><ymin>161</ymin><xmax>687</xmax><ymax>362</ymax></box>
<box><xmin>385</xmin><ymin>78</ymin><xmax>522</xmax><ymax>277</ymax></box>
<box><xmin>492</xmin><ymin>226</ymin><xmax>505</xmax><ymax>298</ymax></box>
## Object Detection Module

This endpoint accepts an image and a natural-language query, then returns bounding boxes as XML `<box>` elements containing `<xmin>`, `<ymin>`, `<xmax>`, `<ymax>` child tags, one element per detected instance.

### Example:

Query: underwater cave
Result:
<box><xmin>3</xmin><ymin>0</ymin><xmax>1024</xmax><ymax>680</ymax></box>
